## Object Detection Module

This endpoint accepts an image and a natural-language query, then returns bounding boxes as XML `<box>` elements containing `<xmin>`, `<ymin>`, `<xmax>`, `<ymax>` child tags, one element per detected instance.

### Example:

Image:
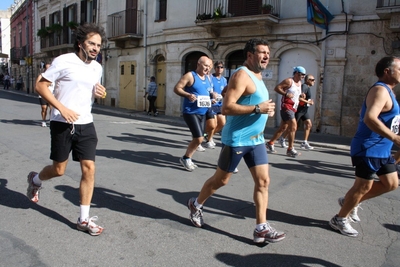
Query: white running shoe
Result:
<box><xmin>329</xmin><ymin>215</ymin><xmax>358</xmax><ymax>237</ymax></box>
<box><xmin>279</xmin><ymin>137</ymin><xmax>288</xmax><ymax>148</ymax></box>
<box><xmin>338</xmin><ymin>197</ymin><xmax>361</xmax><ymax>223</ymax></box>
<box><xmin>204</xmin><ymin>141</ymin><xmax>215</xmax><ymax>149</ymax></box>
<box><xmin>41</xmin><ymin>121</ymin><xmax>47</xmax><ymax>127</ymax></box>
<box><xmin>179</xmin><ymin>157</ymin><xmax>196</xmax><ymax>172</ymax></box>
<box><xmin>196</xmin><ymin>145</ymin><xmax>206</xmax><ymax>152</ymax></box>
<box><xmin>301</xmin><ymin>142</ymin><xmax>314</xmax><ymax>150</ymax></box>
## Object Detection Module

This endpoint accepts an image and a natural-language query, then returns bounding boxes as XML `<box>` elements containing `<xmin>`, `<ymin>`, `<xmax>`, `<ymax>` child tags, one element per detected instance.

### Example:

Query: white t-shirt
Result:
<box><xmin>42</xmin><ymin>53</ymin><xmax>102</xmax><ymax>125</ymax></box>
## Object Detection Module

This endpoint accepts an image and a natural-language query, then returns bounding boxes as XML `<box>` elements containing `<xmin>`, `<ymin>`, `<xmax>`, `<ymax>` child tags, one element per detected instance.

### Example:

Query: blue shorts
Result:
<box><xmin>351</xmin><ymin>156</ymin><xmax>396</xmax><ymax>180</ymax></box>
<box><xmin>218</xmin><ymin>143</ymin><xmax>268</xmax><ymax>173</ymax></box>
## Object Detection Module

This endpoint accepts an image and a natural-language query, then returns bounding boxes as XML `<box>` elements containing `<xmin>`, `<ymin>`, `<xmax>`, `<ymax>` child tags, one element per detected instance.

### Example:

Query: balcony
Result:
<box><xmin>195</xmin><ymin>0</ymin><xmax>279</xmax><ymax>37</ymax></box>
<box><xmin>107</xmin><ymin>9</ymin><xmax>143</xmax><ymax>48</ymax></box>
<box><xmin>10</xmin><ymin>46</ymin><xmax>27</xmax><ymax>64</ymax></box>
<box><xmin>376</xmin><ymin>0</ymin><xmax>400</xmax><ymax>20</ymax></box>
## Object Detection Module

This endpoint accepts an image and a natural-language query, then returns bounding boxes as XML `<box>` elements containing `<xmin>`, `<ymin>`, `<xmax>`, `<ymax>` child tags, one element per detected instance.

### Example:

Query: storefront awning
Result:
<box><xmin>0</xmin><ymin>53</ymin><xmax>9</xmax><ymax>58</ymax></box>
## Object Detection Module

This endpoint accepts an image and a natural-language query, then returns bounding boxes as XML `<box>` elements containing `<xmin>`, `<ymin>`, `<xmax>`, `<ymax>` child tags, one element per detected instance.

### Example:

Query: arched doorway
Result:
<box><xmin>155</xmin><ymin>55</ymin><xmax>166</xmax><ymax>111</ymax></box>
<box><xmin>226</xmin><ymin>50</ymin><xmax>245</xmax><ymax>81</ymax></box>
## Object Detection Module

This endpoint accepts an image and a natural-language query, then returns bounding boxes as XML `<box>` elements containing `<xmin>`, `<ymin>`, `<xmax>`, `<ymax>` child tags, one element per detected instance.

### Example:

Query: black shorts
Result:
<box><xmin>218</xmin><ymin>144</ymin><xmax>269</xmax><ymax>172</ymax></box>
<box><xmin>295</xmin><ymin>108</ymin><xmax>310</xmax><ymax>121</ymax></box>
<box><xmin>182</xmin><ymin>113</ymin><xmax>206</xmax><ymax>138</ymax></box>
<box><xmin>39</xmin><ymin>97</ymin><xmax>48</xmax><ymax>106</ymax></box>
<box><xmin>50</xmin><ymin>121</ymin><xmax>98</xmax><ymax>162</ymax></box>
<box><xmin>352</xmin><ymin>156</ymin><xmax>396</xmax><ymax>180</ymax></box>
<box><xmin>280</xmin><ymin>109</ymin><xmax>295</xmax><ymax>121</ymax></box>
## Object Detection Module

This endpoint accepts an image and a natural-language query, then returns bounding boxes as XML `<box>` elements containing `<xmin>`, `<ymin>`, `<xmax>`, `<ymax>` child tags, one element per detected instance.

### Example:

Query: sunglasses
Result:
<box><xmin>309</xmin><ymin>79</ymin><xmax>315</xmax><ymax>81</ymax></box>
<box><xmin>216</xmin><ymin>66</ymin><xmax>224</xmax><ymax>69</ymax></box>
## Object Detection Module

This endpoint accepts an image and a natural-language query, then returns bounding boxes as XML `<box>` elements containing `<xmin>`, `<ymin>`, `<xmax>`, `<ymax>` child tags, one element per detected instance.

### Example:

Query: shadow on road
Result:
<box><xmin>0</xmin><ymin>178</ymin><xmax>75</xmax><ymax>229</ymax></box>
<box><xmin>215</xmin><ymin>252</ymin><xmax>341</xmax><ymax>267</ymax></box>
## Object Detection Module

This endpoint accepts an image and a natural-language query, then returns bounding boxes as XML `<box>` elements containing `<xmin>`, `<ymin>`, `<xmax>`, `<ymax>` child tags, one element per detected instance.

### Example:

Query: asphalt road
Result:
<box><xmin>0</xmin><ymin>89</ymin><xmax>399</xmax><ymax>267</ymax></box>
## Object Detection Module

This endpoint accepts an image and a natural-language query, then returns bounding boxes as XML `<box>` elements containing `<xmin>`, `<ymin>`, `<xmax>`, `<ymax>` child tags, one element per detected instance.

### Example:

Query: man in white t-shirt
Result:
<box><xmin>26</xmin><ymin>23</ymin><xmax>107</xmax><ymax>236</ymax></box>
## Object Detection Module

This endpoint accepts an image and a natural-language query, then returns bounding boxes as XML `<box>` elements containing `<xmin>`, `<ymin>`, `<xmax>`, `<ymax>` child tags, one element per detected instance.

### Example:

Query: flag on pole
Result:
<box><xmin>307</xmin><ymin>0</ymin><xmax>334</xmax><ymax>30</ymax></box>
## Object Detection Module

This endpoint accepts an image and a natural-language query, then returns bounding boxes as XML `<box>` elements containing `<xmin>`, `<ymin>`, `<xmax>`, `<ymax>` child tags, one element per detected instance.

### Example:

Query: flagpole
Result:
<box><xmin>313</xmin><ymin>22</ymin><xmax>319</xmax><ymax>46</ymax></box>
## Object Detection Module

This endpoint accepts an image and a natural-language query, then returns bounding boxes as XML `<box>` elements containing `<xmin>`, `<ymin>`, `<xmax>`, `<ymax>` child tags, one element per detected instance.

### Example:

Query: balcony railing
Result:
<box><xmin>377</xmin><ymin>0</ymin><xmax>400</xmax><ymax>7</ymax></box>
<box><xmin>10</xmin><ymin>46</ymin><xmax>27</xmax><ymax>62</ymax></box>
<box><xmin>196</xmin><ymin>0</ymin><xmax>280</xmax><ymax>21</ymax></box>
<box><xmin>107</xmin><ymin>9</ymin><xmax>142</xmax><ymax>39</ymax></box>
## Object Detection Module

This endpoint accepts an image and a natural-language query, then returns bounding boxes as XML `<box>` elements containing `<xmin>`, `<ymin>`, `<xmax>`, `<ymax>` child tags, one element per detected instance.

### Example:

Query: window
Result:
<box><xmin>81</xmin><ymin>0</ymin><xmax>97</xmax><ymax>24</ymax></box>
<box><xmin>156</xmin><ymin>0</ymin><xmax>167</xmax><ymax>21</ymax></box>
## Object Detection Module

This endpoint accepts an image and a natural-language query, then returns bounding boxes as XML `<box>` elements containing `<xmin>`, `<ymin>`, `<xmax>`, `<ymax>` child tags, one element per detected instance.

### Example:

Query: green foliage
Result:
<box><xmin>37</xmin><ymin>28</ymin><xmax>48</xmax><ymax>38</ymax></box>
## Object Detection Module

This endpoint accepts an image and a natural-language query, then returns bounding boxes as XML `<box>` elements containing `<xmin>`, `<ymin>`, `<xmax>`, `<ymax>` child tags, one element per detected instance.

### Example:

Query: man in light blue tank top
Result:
<box><xmin>329</xmin><ymin>56</ymin><xmax>400</xmax><ymax>237</ymax></box>
<box><xmin>186</xmin><ymin>38</ymin><xmax>286</xmax><ymax>244</ymax></box>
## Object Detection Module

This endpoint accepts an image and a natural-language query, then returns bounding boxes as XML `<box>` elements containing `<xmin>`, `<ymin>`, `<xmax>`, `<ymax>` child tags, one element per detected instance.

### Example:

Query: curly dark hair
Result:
<box><xmin>73</xmin><ymin>23</ymin><xmax>106</xmax><ymax>53</ymax></box>
<box><xmin>243</xmin><ymin>38</ymin><xmax>269</xmax><ymax>58</ymax></box>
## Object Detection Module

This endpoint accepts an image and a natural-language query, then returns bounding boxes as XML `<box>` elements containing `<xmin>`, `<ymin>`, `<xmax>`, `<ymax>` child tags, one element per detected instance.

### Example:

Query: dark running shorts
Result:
<box><xmin>218</xmin><ymin>143</ymin><xmax>268</xmax><ymax>173</ymax></box>
<box><xmin>182</xmin><ymin>113</ymin><xmax>206</xmax><ymax>138</ymax></box>
<box><xmin>352</xmin><ymin>156</ymin><xmax>396</xmax><ymax>180</ymax></box>
<box><xmin>50</xmin><ymin>121</ymin><xmax>98</xmax><ymax>162</ymax></box>
<box><xmin>39</xmin><ymin>97</ymin><xmax>48</xmax><ymax>106</ymax></box>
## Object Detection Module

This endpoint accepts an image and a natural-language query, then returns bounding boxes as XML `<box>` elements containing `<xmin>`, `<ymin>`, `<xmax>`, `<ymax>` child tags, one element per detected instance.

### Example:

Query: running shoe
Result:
<box><xmin>329</xmin><ymin>214</ymin><xmax>358</xmax><ymax>237</ymax></box>
<box><xmin>338</xmin><ymin>197</ymin><xmax>361</xmax><ymax>223</ymax></box>
<box><xmin>41</xmin><ymin>121</ymin><xmax>47</xmax><ymax>127</ymax></box>
<box><xmin>266</xmin><ymin>142</ymin><xmax>276</xmax><ymax>153</ymax></box>
<box><xmin>196</xmin><ymin>145</ymin><xmax>206</xmax><ymax>152</ymax></box>
<box><xmin>26</xmin><ymin>171</ymin><xmax>41</xmax><ymax>203</ymax></box>
<box><xmin>301</xmin><ymin>142</ymin><xmax>314</xmax><ymax>150</ymax></box>
<box><xmin>77</xmin><ymin>216</ymin><xmax>104</xmax><ymax>236</ymax></box>
<box><xmin>279</xmin><ymin>137</ymin><xmax>288</xmax><ymax>148</ymax></box>
<box><xmin>253</xmin><ymin>223</ymin><xmax>286</xmax><ymax>243</ymax></box>
<box><xmin>204</xmin><ymin>141</ymin><xmax>215</xmax><ymax>149</ymax></box>
<box><xmin>187</xmin><ymin>197</ymin><xmax>204</xmax><ymax>227</ymax></box>
<box><xmin>286</xmin><ymin>148</ymin><xmax>300</xmax><ymax>158</ymax></box>
<box><xmin>179</xmin><ymin>157</ymin><xmax>196</xmax><ymax>172</ymax></box>
<box><xmin>233</xmin><ymin>167</ymin><xmax>239</xmax><ymax>174</ymax></box>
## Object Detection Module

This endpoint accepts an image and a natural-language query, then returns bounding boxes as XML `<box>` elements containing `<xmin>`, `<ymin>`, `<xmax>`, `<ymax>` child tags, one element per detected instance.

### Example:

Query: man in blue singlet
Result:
<box><xmin>204</xmin><ymin>60</ymin><xmax>228</xmax><ymax>149</ymax></box>
<box><xmin>186</xmin><ymin>38</ymin><xmax>286</xmax><ymax>244</ymax></box>
<box><xmin>174</xmin><ymin>56</ymin><xmax>213</xmax><ymax>171</ymax></box>
<box><xmin>329</xmin><ymin>56</ymin><xmax>400</xmax><ymax>237</ymax></box>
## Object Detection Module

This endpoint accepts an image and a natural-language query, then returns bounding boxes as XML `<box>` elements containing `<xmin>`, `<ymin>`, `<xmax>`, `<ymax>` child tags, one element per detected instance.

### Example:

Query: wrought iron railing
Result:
<box><xmin>377</xmin><ymin>0</ymin><xmax>400</xmax><ymax>7</ymax></box>
<box><xmin>107</xmin><ymin>9</ymin><xmax>142</xmax><ymax>38</ymax></box>
<box><xmin>196</xmin><ymin>0</ymin><xmax>280</xmax><ymax>20</ymax></box>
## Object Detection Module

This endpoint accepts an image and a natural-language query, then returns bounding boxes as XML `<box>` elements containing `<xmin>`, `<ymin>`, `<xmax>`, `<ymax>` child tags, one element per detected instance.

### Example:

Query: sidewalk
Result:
<box><xmin>2</xmin><ymin>88</ymin><xmax>352</xmax><ymax>150</ymax></box>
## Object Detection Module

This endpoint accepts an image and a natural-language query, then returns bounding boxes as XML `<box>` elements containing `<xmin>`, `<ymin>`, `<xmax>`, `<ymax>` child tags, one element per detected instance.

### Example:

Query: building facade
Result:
<box><xmin>7</xmin><ymin>0</ymin><xmax>400</xmax><ymax>137</ymax></box>
<box><xmin>0</xmin><ymin>10</ymin><xmax>11</xmax><ymax>75</ymax></box>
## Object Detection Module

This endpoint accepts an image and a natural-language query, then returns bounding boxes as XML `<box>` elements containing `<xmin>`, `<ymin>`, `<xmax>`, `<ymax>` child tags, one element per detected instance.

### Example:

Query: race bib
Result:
<box><xmin>391</xmin><ymin>114</ymin><xmax>400</xmax><ymax>134</ymax></box>
<box><xmin>197</xmin><ymin>95</ymin><xmax>211</xmax><ymax>108</ymax></box>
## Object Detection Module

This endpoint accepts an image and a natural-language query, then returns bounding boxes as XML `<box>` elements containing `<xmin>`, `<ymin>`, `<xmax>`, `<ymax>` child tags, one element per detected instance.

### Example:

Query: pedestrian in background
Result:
<box><xmin>144</xmin><ymin>76</ymin><xmax>158</xmax><ymax>116</ymax></box>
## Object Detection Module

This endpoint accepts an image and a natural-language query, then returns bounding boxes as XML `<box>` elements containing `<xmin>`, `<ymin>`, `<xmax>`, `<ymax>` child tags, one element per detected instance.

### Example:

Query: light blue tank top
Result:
<box><xmin>221</xmin><ymin>66</ymin><xmax>269</xmax><ymax>147</ymax></box>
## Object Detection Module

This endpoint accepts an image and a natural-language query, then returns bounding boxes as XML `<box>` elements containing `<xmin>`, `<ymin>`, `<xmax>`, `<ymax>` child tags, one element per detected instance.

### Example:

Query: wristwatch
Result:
<box><xmin>254</xmin><ymin>104</ymin><xmax>261</xmax><ymax>114</ymax></box>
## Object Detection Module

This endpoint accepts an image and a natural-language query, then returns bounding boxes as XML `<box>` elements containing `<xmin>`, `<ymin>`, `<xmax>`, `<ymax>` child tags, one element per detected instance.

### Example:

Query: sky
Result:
<box><xmin>0</xmin><ymin>0</ymin><xmax>15</xmax><ymax>11</ymax></box>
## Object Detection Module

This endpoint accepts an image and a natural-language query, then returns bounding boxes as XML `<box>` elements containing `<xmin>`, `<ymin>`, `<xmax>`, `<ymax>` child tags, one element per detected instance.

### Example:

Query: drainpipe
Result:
<box><xmin>143</xmin><ymin>1</ymin><xmax>148</xmax><ymax>111</ymax></box>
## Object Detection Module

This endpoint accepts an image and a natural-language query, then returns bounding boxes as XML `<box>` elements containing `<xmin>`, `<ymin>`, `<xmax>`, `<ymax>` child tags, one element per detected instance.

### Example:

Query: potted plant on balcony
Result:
<box><xmin>66</xmin><ymin>21</ymin><xmax>79</xmax><ymax>30</ymax></box>
<box><xmin>212</xmin><ymin>4</ymin><xmax>226</xmax><ymax>20</ymax></box>
<box><xmin>48</xmin><ymin>23</ymin><xmax>63</xmax><ymax>34</ymax></box>
<box><xmin>261</xmin><ymin>4</ymin><xmax>273</xmax><ymax>14</ymax></box>
<box><xmin>37</xmin><ymin>28</ymin><xmax>49</xmax><ymax>38</ymax></box>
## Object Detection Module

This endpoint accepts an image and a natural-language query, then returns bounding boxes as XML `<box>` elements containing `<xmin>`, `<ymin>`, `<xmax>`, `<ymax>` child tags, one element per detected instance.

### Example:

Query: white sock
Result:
<box><xmin>33</xmin><ymin>174</ymin><xmax>42</xmax><ymax>186</ymax></box>
<box><xmin>80</xmin><ymin>205</ymin><xmax>90</xmax><ymax>222</ymax></box>
<box><xmin>256</xmin><ymin>223</ymin><xmax>267</xmax><ymax>232</ymax></box>
<box><xmin>194</xmin><ymin>198</ymin><xmax>203</xmax><ymax>209</ymax></box>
